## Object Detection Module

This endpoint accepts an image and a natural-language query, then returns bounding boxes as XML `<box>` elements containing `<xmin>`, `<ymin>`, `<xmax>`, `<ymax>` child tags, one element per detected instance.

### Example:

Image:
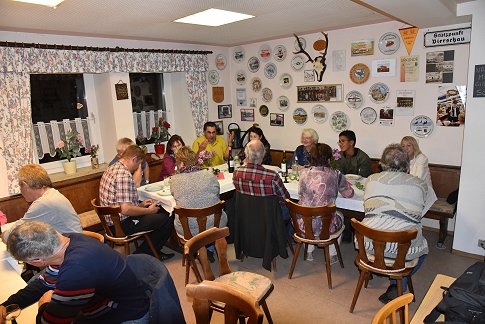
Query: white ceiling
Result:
<box><xmin>0</xmin><ymin>0</ymin><xmax>471</xmax><ymax>46</ymax></box>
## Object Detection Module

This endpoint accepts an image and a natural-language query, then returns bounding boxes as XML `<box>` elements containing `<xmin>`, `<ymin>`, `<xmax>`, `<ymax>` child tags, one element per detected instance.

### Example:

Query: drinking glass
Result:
<box><xmin>5</xmin><ymin>304</ymin><xmax>21</xmax><ymax>323</ymax></box>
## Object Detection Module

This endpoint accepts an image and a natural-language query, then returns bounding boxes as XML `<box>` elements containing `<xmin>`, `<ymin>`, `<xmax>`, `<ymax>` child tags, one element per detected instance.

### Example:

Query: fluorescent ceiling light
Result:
<box><xmin>14</xmin><ymin>0</ymin><xmax>64</xmax><ymax>8</ymax></box>
<box><xmin>175</xmin><ymin>8</ymin><xmax>254</xmax><ymax>27</ymax></box>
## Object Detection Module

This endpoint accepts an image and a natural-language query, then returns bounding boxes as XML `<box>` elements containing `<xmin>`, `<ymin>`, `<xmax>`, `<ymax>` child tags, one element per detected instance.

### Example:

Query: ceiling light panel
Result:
<box><xmin>174</xmin><ymin>8</ymin><xmax>254</xmax><ymax>27</ymax></box>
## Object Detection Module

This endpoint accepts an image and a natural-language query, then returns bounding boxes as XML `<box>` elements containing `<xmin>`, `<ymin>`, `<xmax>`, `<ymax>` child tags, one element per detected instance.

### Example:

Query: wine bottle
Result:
<box><xmin>228</xmin><ymin>147</ymin><xmax>234</xmax><ymax>173</ymax></box>
<box><xmin>281</xmin><ymin>150</ymin><xmax>287</xmax><ymax>173</ymax></box>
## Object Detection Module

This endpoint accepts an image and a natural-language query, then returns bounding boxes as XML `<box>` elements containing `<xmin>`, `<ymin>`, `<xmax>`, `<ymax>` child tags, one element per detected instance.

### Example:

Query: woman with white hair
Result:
<box><xmin>288</xmin><ymin>128</ymin><xmax>319</xmax><ymax>169</ymax></box>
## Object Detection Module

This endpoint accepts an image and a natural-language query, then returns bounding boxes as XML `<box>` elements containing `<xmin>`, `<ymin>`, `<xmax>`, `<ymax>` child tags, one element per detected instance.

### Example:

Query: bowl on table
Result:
<box><xmin>345</xmin><ymin>174</ymin><xmax>362</xmax><ymax>183</ymax></box>
<box><xmin>145</xmin><ymin>185</ymin><xmax>163</xmax><ymax>192</ymax></box>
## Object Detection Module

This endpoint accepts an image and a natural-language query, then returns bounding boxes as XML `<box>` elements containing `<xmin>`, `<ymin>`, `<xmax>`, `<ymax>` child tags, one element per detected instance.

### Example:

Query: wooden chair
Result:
<box><xmin>186</xmin><ymin>280</ymin><xmax>264</xmax><ymax>324</ymax></box>
<box><xmin>285</xmin><ymin>199</ymin><xmax>344</xmax><ymax>289</ymax></box>
<box><xmin>90</xmin><ymin>198</ymin><xmax>159</xmax><ymax>259</ymax></box>
<box><xmin>372</xmin><ymin>293</ymin><xmax>414</xmax><ymax>324</ymax></box>
<box><xmin>349</xmin><ymin>219</ymin><xmax>418</xmax><ymax>313</ymax></box>
<box><xmin>82</xmin><ymin>230</ymin><xmax>105</xmax><ymax>243</ymax></box>
<box><xmin>185</xmin><ymin>227</ymin><xmax>274</xmax><ymax>324</ymax></box>
<box><xmin>173</xmin><ymin>200</ymin><xmax>225</xmax><ymax>270</ymax></box>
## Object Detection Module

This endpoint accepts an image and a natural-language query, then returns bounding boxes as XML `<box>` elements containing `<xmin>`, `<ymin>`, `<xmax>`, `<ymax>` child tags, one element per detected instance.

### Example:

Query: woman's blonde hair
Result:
<box><xmin>401</xmin><ymin>136</ymin><xmax>421</xmax><ymax>158</ymax></box>
<box><xmin>301</xmin><ymin>128</ymin><xmax>319</xmax><ymax>144</ymax></box>
<box><xmin>175</xmin><ymin>146</ymin><xmax>198</xmax><ymax>168</ymax></box>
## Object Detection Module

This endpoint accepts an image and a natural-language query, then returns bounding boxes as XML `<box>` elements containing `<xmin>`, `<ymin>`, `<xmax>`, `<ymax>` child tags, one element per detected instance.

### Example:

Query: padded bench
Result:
<box><xmin>79</xmin><ymin>209</ymin><xmax>102</xmax><ymax>232</ymax></box>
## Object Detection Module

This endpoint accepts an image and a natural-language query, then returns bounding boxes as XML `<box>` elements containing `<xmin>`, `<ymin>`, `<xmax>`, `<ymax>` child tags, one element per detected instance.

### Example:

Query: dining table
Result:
<box><xmin>138</xmin><ymin>164</ymin><xmax>366</xmax><ymax>214</ymax></box>
<box><xmin>0</xmin><ymin>224</ymin><xmax>38</xmax><ymax>323</ymax></box>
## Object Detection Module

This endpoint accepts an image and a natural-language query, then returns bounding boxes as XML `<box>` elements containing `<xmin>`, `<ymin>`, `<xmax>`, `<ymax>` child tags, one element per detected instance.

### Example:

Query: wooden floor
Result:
<box><xmin>162</xmin><ymin>229</ymin><xmax>478</xmax><ymax>324</ymax></box>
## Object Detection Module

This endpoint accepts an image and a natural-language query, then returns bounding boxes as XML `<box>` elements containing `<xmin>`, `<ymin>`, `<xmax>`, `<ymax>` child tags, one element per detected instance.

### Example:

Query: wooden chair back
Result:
<box><xmin>186</xmin><ymin>280</ymin><xmax>263</xmax><ymax>324</ymax></box>
<box><xmin>285</xmin><ymin>199</ymin><xmax>336</xmax><ymax>240</ymax></box>
<box><xmin>351</xmin><ymin>218</ymin><xmax>417</xmax><ymax>271</ymax></box>
<box><xmin>184</xmin><ymin>227</ymin><xmax>232</xmax><ymax>284</ymax></box>
<box><xmin>372</xmin><ymin>293</ymin><xmax>413</xmax><ymax>324</ymax></box>
<box><xmin>174</xmin><ymin>201</ymin><xmax>225</xmax><ymax>240</ymax></box>
<box><xmin>90</xmin><ymin>198</ymin><xmax>126</xmax><ymax>239</ymax></box>
<box><xmin>82</xmin><ymin>230</ymin><xmax>104</xmax><ymax>243</ymax></box>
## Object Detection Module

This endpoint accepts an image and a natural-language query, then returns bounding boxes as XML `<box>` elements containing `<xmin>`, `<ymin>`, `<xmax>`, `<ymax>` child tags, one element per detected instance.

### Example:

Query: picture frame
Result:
<box><xmin>214</xmin><ymin>120</ymin><xmax>224</xmax><ymax>135</ymax></box>
<box><xmin>304</xmin><ymin>70</ymin><xmax>315</xmax><ymax>82</ymax></box>
<box><xmin>240</xmin><ymin>109</ymin><xmax>255</xmax><ymax>122</ymax></box>
<box><xmin>297</xmin><ymin>84</ymin><xmax>343</xmax><ymax>103</ymax></box>
<box><xmin>270</xmin><ymin>113</ymin><xmax>284</xmax><ymax>127</ymax></box>
<box><xmin>371</xmin><ymin>59</ymin><xmax>396</xmax><ymax>77</ymax></box>
<box><xmin>351</xmin><ymin>39</ymin><xmax>374</xmax><ymax>56</ymax></box>
<box><xmin>217</xmin><ymin>104</ymin><xmax>232</xmax><ymax>119</ymax></box>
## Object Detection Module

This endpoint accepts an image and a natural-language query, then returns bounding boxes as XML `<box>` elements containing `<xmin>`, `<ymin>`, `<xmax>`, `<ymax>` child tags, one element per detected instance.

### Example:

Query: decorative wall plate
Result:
<box><xmin>311</xmin><ymin>104</ymin><xmax>328</xmax><ymax>124</ymax></box>
<box><xmin>208</xmin><ymin>70</ymin><xmax>219</xmax><ymax>85</ymax></box>
<box><xmin>345</xmin><ymin>90</ymin><xmax>364</xmax><ymax>110</ymax></box>
<box><xmin>378</xmin><ymin>32</ymin><xmax>400</xmax><ymax>55</ymax></box>
<box><xmin>262</xmin><ymin>88</ymin><xmax>273</xmax><ymax>102</ymax></box>
<box><xmin>259</xmin><ymin>105</ymin><xmax>269</xmax><ymax>117</ymax></box>
<box><xmin>294</xmin><ymin>37</ymin><xmax>307</xmax><ymax>51</ymax></box>
<box><xmin>236</xmin><ymin>70</ymin><xmax>246</xmax><ymax>85</ymax></box>
<box><xmin>410</xmin><ymin>115</ymin><xmax>434</xmax><ymax>138</ymax></box>
<box><xmin>259</xmin><ymin>44</ymin><xmax>272</xmax><ymax>61</ymax></box>
<box><xmin>360</xmin><ymin>107</ymin><xmax>377</xmax><ymax>124</ymax></box>
<box><xmin>291</xmin><ymin>55</ymin><xmax>306</xmax><ymax>71</ymax></box>
<box><xmin>330</xmin><ymin>111</ymin><xmax>350</xmax><ymax>132</ymax></box>
<box><xmin>369</xmin><ymin>82</ymin><xmax>390</xmax><ymax>103</ymax></box>
<box><xmin>215</xmin><ymin>54</ymin><xmax>227</xmax><ymax>70</ymax></box>
<box><xmin>277</xmin><ymin>95</ymin><xmax>289</xmax><ymax>111</ymax></box>
<box><xmin>293</xmin><ymin>108</ymin><xmax>308</xmax><ymax>125</ymax></box>
<box><xmin>251</xmin><ymin>77</ymin><xmax>262</xmax><ymax>92</ymax></box>
<box><xmin>248</xmin><ymin>56</ymin><xmax>260</xmax><ymax>73</ymax></box>
<box><xmin>279</xmin><ymin>73</ymin><xmax>292</xmax><ymax>89</ymax></box>
<box><xmin>264</xmin><ymin>62</ymin><xmax>277</xmax><ymax>79</ymax></box>
<box><xmin>349</xmin><ymin>63</ymin><xmax>370</xmax><ymax>84</ymax></box>
<box><xmin>273</xmin><ymin>45</ymin><xmax>287</xmax><ymax>62</ymax></box>
<box><xmin>233</xmin><ymin>46</ymin><xmax>245</xmax><ymax>63</ymax></box>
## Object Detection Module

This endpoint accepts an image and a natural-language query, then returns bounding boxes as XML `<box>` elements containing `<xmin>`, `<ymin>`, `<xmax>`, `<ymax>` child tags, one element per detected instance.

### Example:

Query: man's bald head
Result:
<box><xmin>245</xmin><ymin>139</ymin><xmax>265</xmax><ymax>165</ymax></box>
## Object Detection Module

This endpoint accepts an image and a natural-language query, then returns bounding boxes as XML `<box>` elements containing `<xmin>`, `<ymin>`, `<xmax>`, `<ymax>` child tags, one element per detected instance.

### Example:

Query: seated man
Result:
<box><xmin>100</xmin><ymin>145</ymin><xmax>174</xmax><ymax>260</ymax></box>
<box><xmin>336</xmin><ymin>130</ymin><xmax>372</xmax><ymax>177</ymax></box>
<box><xmin>0</xmin><ymin>221</ymin><xmax>150</xmax><ymax>323</ymax></box>
<box><xmin>110</xmin><ymin>137</ymin><xmax>149</xmax><ymax>187</ymax></box>
<box><xmin>192</xmin><ymin>121</ymin><xmax>234</xmax><ymax>167</ymax></box>
<box><xmin>363</xmin><ymin>144</ymin><xmax>429</xmax><ymax>304</ymax></box>
<box><xmin>1</xmin><ymin>164</ymin><xmax>82</xmax><ymax>242</ymax></box>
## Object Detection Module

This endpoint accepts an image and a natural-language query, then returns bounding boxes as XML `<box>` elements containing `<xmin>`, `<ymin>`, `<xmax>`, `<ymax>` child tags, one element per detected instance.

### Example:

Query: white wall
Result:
<box><xmin>453</xmin><ymin>1</ymin><xmax>485</xmax><ymax>256</ymax></box>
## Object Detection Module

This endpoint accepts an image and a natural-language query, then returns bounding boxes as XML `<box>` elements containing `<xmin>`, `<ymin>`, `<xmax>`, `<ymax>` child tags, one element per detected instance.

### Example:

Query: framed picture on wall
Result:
<box><xmin>214</xmin><ymin>120</ymin><xmax>224</xmax><ymax>135</ymax></box>
<box><xmin>297</xmin><ymin>84</ymin><xmax>343</xmax><ymax>103</ymax></box>
<box><xmin>240</xmin><ymin>109</ymin><xmax>255</xmax><ymax>122</ymax></box>
<box><xmin>217</xmin><ymin>104</ymin><xmax>232</xmax><ymax>119</ymax></box>
<box><xmin>270</xmin><ymin>113</ymin><xmax>284</xmax><ymax>126</ymax></box>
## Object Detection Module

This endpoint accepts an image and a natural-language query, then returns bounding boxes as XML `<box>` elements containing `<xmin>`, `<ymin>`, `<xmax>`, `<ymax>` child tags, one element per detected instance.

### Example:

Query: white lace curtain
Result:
<box><xmin>132</xmin><ymin>110</ymin><xmax>167</xmax><ymax>140</ymax></box>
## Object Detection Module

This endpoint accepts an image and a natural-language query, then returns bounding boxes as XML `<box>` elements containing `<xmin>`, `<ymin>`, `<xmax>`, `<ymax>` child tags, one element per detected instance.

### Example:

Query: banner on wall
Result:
<box><xmin>399</xmin><ymin>26</ymin><xmax>419</xmax><ymax>55</ymax></box>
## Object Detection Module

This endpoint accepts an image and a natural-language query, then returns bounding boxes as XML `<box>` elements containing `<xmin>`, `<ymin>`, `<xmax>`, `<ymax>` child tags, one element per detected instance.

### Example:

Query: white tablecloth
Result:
<box><xmin>138</xmin><ymin>165</ymin><xmax>365</xmax><ymax>213</ymax></box>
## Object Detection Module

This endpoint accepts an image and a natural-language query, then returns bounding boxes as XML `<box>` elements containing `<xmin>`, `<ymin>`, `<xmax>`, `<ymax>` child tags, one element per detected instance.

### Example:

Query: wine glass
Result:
<box><xmin>5</xmin><ymin>304</ymin><xmax>21</xmax><ymax>323</ymax></box>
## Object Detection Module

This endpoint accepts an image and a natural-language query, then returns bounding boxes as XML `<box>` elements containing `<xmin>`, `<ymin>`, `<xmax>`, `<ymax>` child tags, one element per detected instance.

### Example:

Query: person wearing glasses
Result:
<box><xmin>335</xmin><ymin>130</ymin><xmax>371</xmax><ymax>177</ymax></box>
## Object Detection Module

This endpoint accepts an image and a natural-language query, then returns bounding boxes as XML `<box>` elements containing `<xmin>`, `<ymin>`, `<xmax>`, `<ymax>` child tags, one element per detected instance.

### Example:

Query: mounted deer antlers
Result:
<box><xmin>293</xmin><ymin>32</ymin><xmax>328</xmax><ymax>82</ymax></box>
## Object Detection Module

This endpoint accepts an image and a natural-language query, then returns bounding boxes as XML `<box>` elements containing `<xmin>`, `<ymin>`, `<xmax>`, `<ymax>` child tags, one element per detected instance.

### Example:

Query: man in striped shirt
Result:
<box><xmin>0</xmin><ymin>221</ymin><xmax>150</xmax><ymax>323</ymax></box>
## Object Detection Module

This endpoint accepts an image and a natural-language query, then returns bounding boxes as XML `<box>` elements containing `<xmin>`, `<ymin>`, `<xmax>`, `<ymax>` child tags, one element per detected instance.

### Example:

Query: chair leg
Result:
<box><xmin>349</xmin><ymin>270</ymin><xmax>367</xmax><ymax>313</ymax></box>
<box><xmin>323</xmin><ymin>246</ymin><xmax>332</xmax><ymax>289</ymax></box>
<box><xmin>260</xmin><ymin>300</ymin><xmax>273</xmax><ymax>324</ymax></box>
<box><xmin>407</xmin><ymin>276</ymin><xmax>415</xmax><ymax>301</ymax></box>
<box><xmin>364</xmin><ymin>271</ymin><xmax>371</xmax><ymax>288</ymax></box>
<box><xmin>287</xmin><ymin>236</ymin><xmax>295</xmax><ymax>255</ymax></box>
<box><xmin>124</xmin><ymin>243</ymin><xmax>130</xmax><ymax>256</ymax></box>
<box><xmin>185</xmin><ymin>260</ymin><xmax>190</xmax><ymax>286</ymax></box>
<box><xmin>144</xmin><ymin>234</ymin><xmax>160</xmax><ymax>259</ymax></box>
<box><xmin>334</xmin><ymin>241</ymin><xmax>344</xmax><ymax>268</ymax></box>
<box><xmin>272</xmin><ymin>258</ymin><xmax>277</xmax><ymax>272</ymax></box>
<box><xmin>288</xmin><ymin>243</ymin><xmax>302</xmax><ymax>279</ymax></box>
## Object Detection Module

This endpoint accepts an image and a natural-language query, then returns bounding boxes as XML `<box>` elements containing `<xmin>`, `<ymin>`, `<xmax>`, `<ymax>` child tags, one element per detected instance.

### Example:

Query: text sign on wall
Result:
<box><xmin>424</xmin><ymin>27</ymin><xmax>471</xmax><ymax>47</ymax></box>
<box><xmin>473</xmin><ymin>65</ymin><xmax>485</xmax><ymax>98</ymax></box>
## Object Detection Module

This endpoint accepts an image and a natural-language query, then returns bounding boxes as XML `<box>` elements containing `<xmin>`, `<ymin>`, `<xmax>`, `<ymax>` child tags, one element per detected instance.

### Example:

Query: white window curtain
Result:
<box><xmin>132</xmin><ymin>110</ymin><xmax>167</xmax><ymax>140</ymax></box>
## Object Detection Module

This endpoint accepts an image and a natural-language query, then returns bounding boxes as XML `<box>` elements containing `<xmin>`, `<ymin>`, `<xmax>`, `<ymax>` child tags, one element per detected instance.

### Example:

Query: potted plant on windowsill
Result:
<box><xmin>56</xmin><ymin>129</ymin><xmax>84</xmax><ymax>174</ymax></box>
<box><xmin>85</xmin><ymin>144</ymin><xmax>100</xmax><ymax>169</ymax></box>
<box><xmin>152</xmin><ymin>117</ymin><xmax>171</xmax><ymax>155</ymax></box>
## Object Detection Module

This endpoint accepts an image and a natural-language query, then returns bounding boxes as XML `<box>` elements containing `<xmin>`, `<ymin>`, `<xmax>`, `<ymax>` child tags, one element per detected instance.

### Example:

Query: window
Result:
<box><xmin>130</xmin><ymin>73</ymin><xmax>167</xmax><ymax>144</ymax></box>
<box><xmin>30</xmin><ymin>74</ymin><xmax>94</xmax><ymax>164</ymax></box>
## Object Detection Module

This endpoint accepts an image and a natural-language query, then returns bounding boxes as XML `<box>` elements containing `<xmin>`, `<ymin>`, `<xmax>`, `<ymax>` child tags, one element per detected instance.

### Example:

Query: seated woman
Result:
<box><xmin>288</xmin><ymin>128</ymin><xmax>318</xmax><ymax>169</ymax></box>
<box><xmin>401</xmin><ymin>135</ymin><xmax>437</xmax><ymax>209</ymax></box>
<box><xmin>170</xmin><ymin>146</ymin><xmax>228</xmax><ymax>260</ymax></box>
<box><xmin>237</xmin><ymin>126</ymin><xmax>272</xmax><ymax>165</ymax></box>
<box><xmin>298</xmin><ymin>143</ymin><xmax>354</xmax><ymax>261</ymax></box>
<box><xmin>159</xmin><ymin>134</ymin><xmax>184</xmax><ymax>180</ymax></box>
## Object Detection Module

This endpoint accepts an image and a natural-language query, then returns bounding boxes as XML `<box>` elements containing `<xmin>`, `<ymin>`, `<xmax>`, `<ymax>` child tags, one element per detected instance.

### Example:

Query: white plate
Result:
<box><xmin>273</xmin><ymin>45</ymin><xmax>287</xmax><ymax>62</ymax></box>
<box><xmin>262</xmin><ymin>88</ymin><xmax>273</xmax><ymax>102</ymax></box>
<box><xmin>294</xmin><ymin>37</ymin><xmax>307</xmax><ymax>51</ymax></box>
<box><xmin>264</xmin><ymin>62</ymin><xmax>277</xmax><ymax>79</ymax></box>
<box><xmin>279</xmin><ymin>73</ymin><xmax>292</xmax><ymax>89</ymax></box>
<box><xmin>345</xmin><ymin>174</ymin><xmax>362</xmax><ymax>181</ymax></box>
<box><xmin>248</xmin><ymin>56</ymin><xmax>260</xmax><ymax>73</ymax></box>
<box><xmin>208</xmin><ymin>70</ymin><xmax>219</xmax><ymax>85</ymax></box>
<box><xmin>145</xmin><ymin>185</ymin><xmax>163</xmax><ymax>192</ymax></box>
<box><xmin>157</xmin><ymin>189</ymin><xmax>172</xmax><ymax>196</ymax></box>
<box><xmin>378</xmin><ymin>32</ymin><xmax>400</xmax><ymax>55</ymax></box>
<box><xmin>345</xmin><ymin>90</ymin><xmax>364</xmax><ymax>110</ymax></box>
<box><xmin>259</xmin><ymin>44</ymin><xmax>272</xmax><ymax>61</ymax></box>
<box><xmin>293</xmin><ymin>108</ymin><xmax>307</xmax><ymax>125</ymax></box>
<box><xmin>291</xmin><ymin>55</ymin><xmax>306</xmax><ymax>71</ymax></box>
<box><xmin>251</xmin><ymin>77</ymin><xmax>262</xmax><ymax>92</ymax></box>
<box><xmin>311</xmin><ymin>104</ymin><xmax>328</xmax><ymax>124</ymax></box>
<box><xmin>369</xmin><ymin>82</ymin><xmax>390</xmax><ymax>104</ymax></box>
<box><xmin>233</xmin><ymin>46</ymin><xmax>245</xmax><ymax>63</ymax></box>
<box><xmin>236</xmin><ymin>70</ymin><xmax>246</xmax><ymax>85</ymax></box>
<box><xmin>410</xmin><ymin>115</ymin><xmax>434</xmax><ymax>138</ymax></box>
<box><xmin>360</xmin><ymin>107</ymin><xmax>377</xmax><ymax>125</ymax></box>
<box><xmin>330</xmin><ymin>111</ymin><xmax>350</xmax><ymax>132</ymax></box>
<box><xmin>215</xmin><ymin>54</ymin><xmax>226</xmax><ymax>70</ymax></box>
<box><xmin>277</xmin><ymin>95</ymin><xmax>290</xmax><ymax>111</ymax></box>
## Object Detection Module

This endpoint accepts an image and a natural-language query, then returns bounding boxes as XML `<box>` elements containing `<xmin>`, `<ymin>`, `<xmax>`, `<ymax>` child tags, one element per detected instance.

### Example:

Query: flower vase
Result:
<box><xmin>154</xmin><ymin>144</ymin><xmax>165</xmax><ymax>155</ymax></box>
<box><xmin>91</xmin><ymin>157</ymin><xmax>99</xmax><ymax>169</ymax></box>
<box><xmin>63</xmin><ymin>160</ymin><xmax>77</xmax><ymax>175</ymax></box>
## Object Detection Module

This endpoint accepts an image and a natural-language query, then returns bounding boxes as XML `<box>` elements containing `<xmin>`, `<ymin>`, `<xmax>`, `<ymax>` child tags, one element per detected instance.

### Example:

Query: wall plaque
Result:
<box><xmin>212</xmin><ymin>87</ymin><xmax>224</xmax><ymax>103</ymax></box>
<box><xmin>115</xmin><ymin>80</ymin><xmax>129</xmax><ymax>100</ymax></box>
<box><xmin>424</xmin><ymin>27</ymin><xmax>471</xmax><ymax>48</ymax></box>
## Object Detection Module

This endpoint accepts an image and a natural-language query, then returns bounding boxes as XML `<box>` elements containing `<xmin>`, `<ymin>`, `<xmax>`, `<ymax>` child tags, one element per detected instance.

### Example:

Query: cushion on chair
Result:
<box><xmin>360</xmin><ymin>253</ymin><xmax>419</xmax><ymax>273</ymax></box>
<box><xmin>429</xmin><ymin>198</ymin><xmax>455</xmax><ymax>215</ymax></box>
<box><xmin>294</xmin><ymin>225</ymin><xmax>345</xmax><ymax>244</ymax></box>
<box><xmin>214</xmin><ymin>271</ymin><xmax>273</xmax><ymax>303</ymax></box>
